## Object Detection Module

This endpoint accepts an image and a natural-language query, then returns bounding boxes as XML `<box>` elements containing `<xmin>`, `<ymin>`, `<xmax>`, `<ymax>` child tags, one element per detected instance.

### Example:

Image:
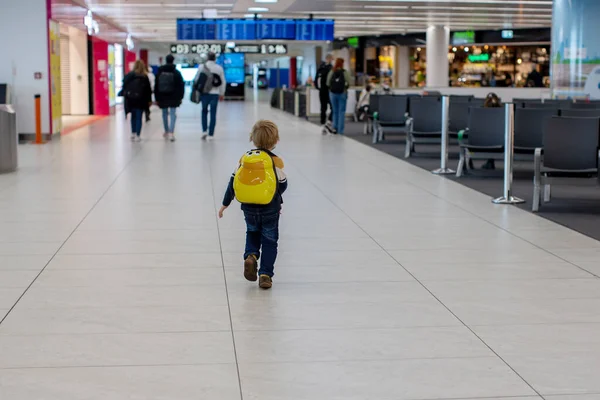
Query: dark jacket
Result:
<box><xmin>315</xmin><ymin>62</ymin><xmax>332</xmax><ymax>92</ymax></box>
<box><xmin>526</xmin><ymin>70</ymin><xmax>544</xmax><ymax>88</ymax></box>
<box><xmin>154</xmin><ymin>64</ymin><xmax>185</xmax><ymax>108</ymax></box>
<box><xmin>122</xmin><ymin>72</ymin><xmax>152</xmax><ymax>114</ymax></box>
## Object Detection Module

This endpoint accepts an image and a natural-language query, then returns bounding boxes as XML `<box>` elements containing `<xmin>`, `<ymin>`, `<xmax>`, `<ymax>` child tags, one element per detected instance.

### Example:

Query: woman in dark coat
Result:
<box><xmin>122</xmin><ymin>60</ymin><xmax>152</xmax><ymax>142</ymax></box>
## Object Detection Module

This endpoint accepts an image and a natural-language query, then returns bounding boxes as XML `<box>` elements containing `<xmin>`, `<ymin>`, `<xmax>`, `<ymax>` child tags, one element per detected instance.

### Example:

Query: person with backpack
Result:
<box><xmin>326</xmin><ymin>58</ymin><xmax>351</xmax><ymax>135</ymax></box>
<box><xmin>155</xmin><ymin>54</ymin><xmax>185</xmax><ymax>142</ymax></box>
<box><xmin>192</xmin><ymin>52</ymin><xmax>226</xmax><ymax>141</ymax></box>
<box><xmin>315</xmin><ymin>54</ymin><xmax>334</xmax><ymax>131</ymax></box>
<box><xmin>122</xmin><ymin>60</ymin><xmax>152</xmax><ymax>142</ymax></box>
<box><xmin>218</xmin><ymin>120</ymin><xmax>288</xmax><ymax>290</ymax></box>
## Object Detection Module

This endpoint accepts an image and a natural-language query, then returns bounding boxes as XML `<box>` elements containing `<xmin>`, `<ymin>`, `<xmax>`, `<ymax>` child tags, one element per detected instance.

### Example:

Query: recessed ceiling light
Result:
<box><xmin>248</xmin><ymin>7</ymin><xmax>269</xmax><ymax>12</ymax></box>
<box><xmin>255</xmin><ymin>0</ymin><xmax>277</xmax><ymax>3</ymax></box>
<box><xmin>244</xmin><ymin>13</ymin><xmax>262</xmax><ymax>18</ymax></box>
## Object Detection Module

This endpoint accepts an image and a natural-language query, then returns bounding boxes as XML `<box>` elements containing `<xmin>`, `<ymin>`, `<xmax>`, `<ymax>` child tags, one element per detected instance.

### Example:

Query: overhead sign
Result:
<box><xmin>170</xmin><ymin>43</ymin><xmax>287</xmax><ymax>55</ymax></box>
<box><xmin>176</xmin><ymin>18</ymin><xmax>334</xmax><ymax>41</ymax></box>
<box><xmin>452</xmin><ymin>30</ymin><xmax>475</xmax><ymax>45</ymax></box>
<box><xmin>84</xmin><ymin>10</ymin><xmax>99</xmax><ymax>36</ymax></box>
<box><xmin>501</xmin><ymin>30</ymin><xmax>514</xmax><ymax>39</ymax></box>
<box><xmin>468</xmin><ymin>53</ymin><xmax>490</xmax><ymax>62</ymax></box>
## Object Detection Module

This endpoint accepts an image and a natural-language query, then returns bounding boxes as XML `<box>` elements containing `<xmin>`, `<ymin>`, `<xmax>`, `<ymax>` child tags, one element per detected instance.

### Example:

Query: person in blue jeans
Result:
<box><xmin>194</xmin><ymin>52</ymin><xmax>226</xmax><ymax>141</ymax></box>
<box><xmin>326</xmin><ymin>58</ymin><xmax>351</xmax><ymax>134</ymax></box>
<box><xmin>219</xmin><ymin>120</ymin><xmax>287</xmax><ymax>290</ymax></box>
<box><xmin>154</xmin><ymin>54</ymin><xmax>185</xmax><ymax>142</ymax></box>
<box><xmin>122</xmin><ymin>60</ymin><xmax>152</xmax><ymax>142</ymax></box>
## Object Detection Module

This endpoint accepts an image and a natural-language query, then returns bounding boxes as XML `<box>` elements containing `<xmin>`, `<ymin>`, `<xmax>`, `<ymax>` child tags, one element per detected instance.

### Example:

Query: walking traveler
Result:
<box><xmin>193</xmin><ymin>52</ymin><xmax>226</xmax><ymax>141</ymax></box>
<box><xmin>327</xmin><ymin>58</ymin><xmax>351</xmax><ymax>135</ymax></box>
<box><xmin>155</xmin><ymin>54</ymin><xmax>185</xmax><ymax>142</ymax></box>
<box><xmin>315</xmin><ymin>54</ymin><xmax>334</xmax><ymax>132</ymax></box>
<box><xmin>123</xmin><ymin>60</ymin><xmax>152</xmax><ymax>142</ymax></box>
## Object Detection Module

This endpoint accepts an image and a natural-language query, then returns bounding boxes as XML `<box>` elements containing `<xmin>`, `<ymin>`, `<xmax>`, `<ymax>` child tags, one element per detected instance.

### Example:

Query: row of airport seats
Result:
<box><xmin>367</xmin><ymin>95</ymin><xmax>600</xmax><ymax>212</ymax></box>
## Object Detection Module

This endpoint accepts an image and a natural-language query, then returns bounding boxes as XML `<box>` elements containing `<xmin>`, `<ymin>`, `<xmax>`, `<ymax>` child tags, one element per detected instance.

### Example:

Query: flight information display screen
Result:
<box><xmin>176</xmin><ymin>19</ymin><xmax>335</xmax><ymax>41</ymax></box>
<box><xmin>216</xmin><ymin>19</ymin><xmax>257</xmax><ymax>40</ymax></box>
<box><xmin>295</xmin><ymin>20</ymin><xmax>335</xmax><ymax>41</ymax></box>
<box><xmin>256</xmin><ymin>19</ymin><xmax>296</xmax><ymax>40</ymax></box>
<box><xmin>176</xmin><ymin>19</ymin><xmax>217</xmax><ymax>41</ymax></box>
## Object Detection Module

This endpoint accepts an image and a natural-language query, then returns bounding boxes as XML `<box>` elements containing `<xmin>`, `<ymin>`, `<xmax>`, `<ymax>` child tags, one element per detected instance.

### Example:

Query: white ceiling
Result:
<box><xmin>74</xmin><ymin>0</ymin><xmax>553</xmax><ymax>42</ymax></box>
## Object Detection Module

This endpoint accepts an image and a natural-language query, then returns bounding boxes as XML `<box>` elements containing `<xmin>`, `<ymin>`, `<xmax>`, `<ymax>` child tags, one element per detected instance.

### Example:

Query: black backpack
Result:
<box><xmin>157</xmin><ymin>71</ymin><xmax>175</xmax><ymax>94</ymax></box>
<box><xmin>329</xmin><ymin>70</ymin><xmax>346</xmax><ymax>94</ymax></box>
<box><xmin>126</xmin><ymin>76</ymin><xmax>145</xmax><ymax>101</ymax></box>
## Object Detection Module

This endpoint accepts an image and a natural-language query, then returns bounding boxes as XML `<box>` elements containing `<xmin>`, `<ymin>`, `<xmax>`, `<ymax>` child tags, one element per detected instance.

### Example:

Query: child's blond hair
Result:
<box><xmin>250</xmin><ymin>120</ymin><xmax>279</xmax><ymax>150</ymax></box>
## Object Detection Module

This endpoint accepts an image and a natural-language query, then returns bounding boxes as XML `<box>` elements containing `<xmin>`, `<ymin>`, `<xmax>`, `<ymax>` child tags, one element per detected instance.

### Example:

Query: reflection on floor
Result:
<box><xmin>61</xmin><ymin>115</ymin><xmax>106</xmax><ymax>135</ymax></box>
<box><xmin>0</xmin><ymin>100</ymin><xmax>599</xmax><ymax>399</ymax></box>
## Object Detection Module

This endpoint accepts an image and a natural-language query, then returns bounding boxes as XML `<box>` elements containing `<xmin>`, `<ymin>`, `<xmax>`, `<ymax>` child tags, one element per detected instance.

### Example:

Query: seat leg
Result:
<box><xmin>372</xmin><ymin>123</ymin><xmax>378</xmax><ymax>144</ymax></box>
<box><xmin>405</xmin><ymin>136</ymin><xmax>412</xmax><ymax>158</ymax></box>
<box><xmin>543</xmin><ymin>184</ymin><xmax>551</xmax><ymax>203</ymax></box>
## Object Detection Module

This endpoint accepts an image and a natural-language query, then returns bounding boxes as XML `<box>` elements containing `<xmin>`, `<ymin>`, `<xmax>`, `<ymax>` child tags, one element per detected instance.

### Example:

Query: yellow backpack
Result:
<box><xmin>233</xmin><ymin>150</ymin><xmax>278</xmax><ymax>205</ymax></box>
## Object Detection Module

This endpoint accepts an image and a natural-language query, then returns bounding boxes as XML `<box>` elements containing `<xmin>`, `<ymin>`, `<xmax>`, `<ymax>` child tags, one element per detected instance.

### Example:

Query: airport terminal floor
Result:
<box><xmin>1</xmin><ymin>99</ymin><xmax>600</xmax><ymax>399</ymax></box>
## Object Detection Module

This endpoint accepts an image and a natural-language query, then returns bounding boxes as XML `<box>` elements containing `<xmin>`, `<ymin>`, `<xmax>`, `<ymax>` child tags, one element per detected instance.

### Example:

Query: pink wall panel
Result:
<box><xmin>92</xmin><ymin>37</ymin><xmax>110</xmax><ymax>115</ymax></box>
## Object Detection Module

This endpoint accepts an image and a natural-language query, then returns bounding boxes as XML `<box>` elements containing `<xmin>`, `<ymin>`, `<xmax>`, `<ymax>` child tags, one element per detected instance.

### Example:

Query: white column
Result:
<box><xmin>426</xmin><ymin>25</ymin><xmax>450</xmax><ymax>88</ymax></box>
<box><xmin>396</xmin><ymin>46</ymin><xmax>410</xmax><ymax>88</ymax></box>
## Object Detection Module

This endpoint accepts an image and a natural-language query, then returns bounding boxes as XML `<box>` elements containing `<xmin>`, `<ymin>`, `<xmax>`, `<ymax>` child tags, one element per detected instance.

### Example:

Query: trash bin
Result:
<box><xmin>0</xmin><ymin>105</ymin><xmax>17</xmax><ymax>173</ymax></box>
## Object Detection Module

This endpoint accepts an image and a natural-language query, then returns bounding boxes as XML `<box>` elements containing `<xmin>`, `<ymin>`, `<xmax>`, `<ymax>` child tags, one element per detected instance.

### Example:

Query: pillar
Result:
<box><xmin>396</xmin><ymin>46</ymin><xmax>411</xmax><ymax>88</ymax></box>
<box><xmin>426</xmin><ymin>26</ymin><xmax>450</xmax><ymax>88</ymax></box>
<box><xmin>0</xmin><ymin>0</ymin><xmax>54</xmax><ymax>136</ymax></box>
<box><xmin>551</xmin><ymin>0</ymin><xmax>600</xmax><ymax>99</ymax></box>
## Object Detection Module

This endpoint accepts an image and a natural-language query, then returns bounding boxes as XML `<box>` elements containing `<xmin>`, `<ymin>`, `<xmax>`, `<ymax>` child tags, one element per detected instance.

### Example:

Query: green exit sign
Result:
<box><xmin>468</xmin><ymin>53</ymin><xmax>490</xmax><ymax>62</ymax></box>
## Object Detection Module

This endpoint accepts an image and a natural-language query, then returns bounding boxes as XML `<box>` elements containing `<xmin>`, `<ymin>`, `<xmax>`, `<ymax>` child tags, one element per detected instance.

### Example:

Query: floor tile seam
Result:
<box><xmin>338</xmin><ymin>136</ymin><xmax>600</xmax><ymax>280</ymax></box>
<box><xmin>0</xmin><ymin>142</ymin><xmax>148</xmax><ymax>328</ymax></box>
<box><xmin>0</xmin><ymin>361</ymin><xmax>237</xmax><ymax>371</ymax></box>
<box><xmin>44</xmin><ymin>266</ymin><xmax>224</xmax><ymax>270</ymax></box>
<box><xmin>209</xmin><ymin>160</ymin><xmax>244</xmax><ymax>400</ymax></box>
<box><xmin>25</xmin><ymin>283</ymin><xmax>230</xmax><ymax>289</ymax></box>
<box><xmin>56</xmin><ymin>251</ymin><xmax>225</xmax><ymax>256</ymax></box>
<box><xmin>0</xmin><ymin>329</ymin><xmax>235</xmax><ymax>337</ymax></box>
<box><xmin>232</xmin><ymin>355</ymin><xmax>505</xmax><ymax>366</ymax></box>
<box><xmin>285</xmin><ymin>143</ymin><xmax>546</xmax><ymax>399</ymax></box>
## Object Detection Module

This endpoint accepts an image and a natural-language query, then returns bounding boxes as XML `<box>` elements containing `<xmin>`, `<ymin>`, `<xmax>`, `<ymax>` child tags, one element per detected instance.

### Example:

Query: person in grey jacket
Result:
<box><xmin>193</xmin><ymin>52</ymin><xmax>226</xmax><ymax>141</ymax></box>
<box><xmin>326</xmin><ymin>58</ymin><xmax>351</xmax><ymax>134</ymax></box>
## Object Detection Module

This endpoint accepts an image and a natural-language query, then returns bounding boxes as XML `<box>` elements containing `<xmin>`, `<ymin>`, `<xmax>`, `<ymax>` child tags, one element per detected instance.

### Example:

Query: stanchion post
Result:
<box><xmin>34</xmin><ymin>94</ymin><xmax>44</xmax><ymax>145</ymax></box>
<box><xmin>432</xmin><ymin>96</ymin><xmax>455</xmax><ymax>175</ymax></box>
<box><xmin>492</xmin><ymin>103</ymin><xmax>525</xmax><ymax>204</ymax></box>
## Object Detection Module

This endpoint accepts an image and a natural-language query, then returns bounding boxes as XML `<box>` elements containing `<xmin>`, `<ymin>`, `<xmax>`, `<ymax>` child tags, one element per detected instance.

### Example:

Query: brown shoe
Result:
<box><xmin>259</xmin><ymin>274</ymin><xmax>273</xmax><ymax>290</ymax></box>
<box><xmin>244</xmin><ymin>255</ymin><xmax>258</xmax><ymax>282</ymax></box>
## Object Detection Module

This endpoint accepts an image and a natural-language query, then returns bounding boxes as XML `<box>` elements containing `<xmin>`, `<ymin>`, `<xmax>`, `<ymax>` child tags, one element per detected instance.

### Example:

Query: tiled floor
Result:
<box><xmin>0</xmin><ymin>99</ymin><xmax>599</xmax><ymax>399</ymax></box>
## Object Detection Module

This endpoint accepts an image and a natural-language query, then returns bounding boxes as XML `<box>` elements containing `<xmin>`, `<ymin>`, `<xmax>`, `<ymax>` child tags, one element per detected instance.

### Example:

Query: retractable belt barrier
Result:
<box><xmin>432</xmin><ymin>96</ymin><xmax>455</xmax><ymax>175</ymax></box>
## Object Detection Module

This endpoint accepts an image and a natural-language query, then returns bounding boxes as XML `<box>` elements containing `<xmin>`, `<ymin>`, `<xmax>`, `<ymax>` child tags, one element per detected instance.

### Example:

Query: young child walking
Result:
<box><xmin>219</xmin><ymin>120</ymin><xmax>288</xmax><ymax>289</ymax></box>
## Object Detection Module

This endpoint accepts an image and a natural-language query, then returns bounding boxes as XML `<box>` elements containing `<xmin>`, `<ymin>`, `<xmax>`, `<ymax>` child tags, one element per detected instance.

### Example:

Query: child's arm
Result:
<box><xmin>219</xmin><ymin>175</ymin><xmax>235</xmax><ymax>218</ymax></box>
<box><xmin>276</xmin><ymin>168</ymin><xmax>288</xmax><ymax>195</ymax></box>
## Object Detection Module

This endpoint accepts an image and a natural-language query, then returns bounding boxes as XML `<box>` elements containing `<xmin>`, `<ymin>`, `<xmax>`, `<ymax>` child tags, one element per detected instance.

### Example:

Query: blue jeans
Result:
<box><xmin>130</xmin><ymin>108</ymin><xmax>144</xmax><ymax>136</ymax></box>
<box><xmin>162</xmin><ymin>107</ymin><xmax>177</xmax><ymax>133</ymax></box>
<box><xmin>329</xmin><ymin>92</ymin><xmax>348</xmax><ymax>134</ymax></box>
<box><xmin>243</xmin><ymin>211</ymin><xmax>280</xmax><ymax>278</ymax></box>
<box><xmin>201</xmin><ymin>94</ymin><xmax>220</xmax><ymax>136</ymax></box>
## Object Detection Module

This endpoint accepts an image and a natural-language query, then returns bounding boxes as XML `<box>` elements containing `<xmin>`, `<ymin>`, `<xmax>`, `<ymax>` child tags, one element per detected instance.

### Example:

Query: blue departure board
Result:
<box><xmin>296</xmin><ymin>20</ymin><xmax>335</xmax><ymax>41</ymax></box>
<box><xmin>257</xmin><ymin>19</ymin><xmax>296</xmax><ymax>40</ymax></box>
<box><xmin>217</xmin><ymin>19</ymin><xmax>257</xmax><ymax>40</ymax></box>
<box><xmin>176</xmin><ymin>19</ymin><xmax>216</xmax><ymax>41</ymax></box>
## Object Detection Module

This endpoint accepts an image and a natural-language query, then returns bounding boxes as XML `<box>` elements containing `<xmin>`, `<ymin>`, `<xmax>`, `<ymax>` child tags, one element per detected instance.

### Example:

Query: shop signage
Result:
<box><xmin>501</xmin><ymin>30</ymin><xmax>514</xmax><ymax>39</ymax></box>
<box><xmin>452</xmin><ymin>30</ymin><xmax>475</xmax><ymax>45</ymax></box>
<box><xmin>467</xmin><ymin>54</ymin><xmax>490</xmax><ymax>62</ymax></box>
<box><xmin>170</xmin><ymin>43</ymin><xmax>287</xmax><ymax>55</ymax></box>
